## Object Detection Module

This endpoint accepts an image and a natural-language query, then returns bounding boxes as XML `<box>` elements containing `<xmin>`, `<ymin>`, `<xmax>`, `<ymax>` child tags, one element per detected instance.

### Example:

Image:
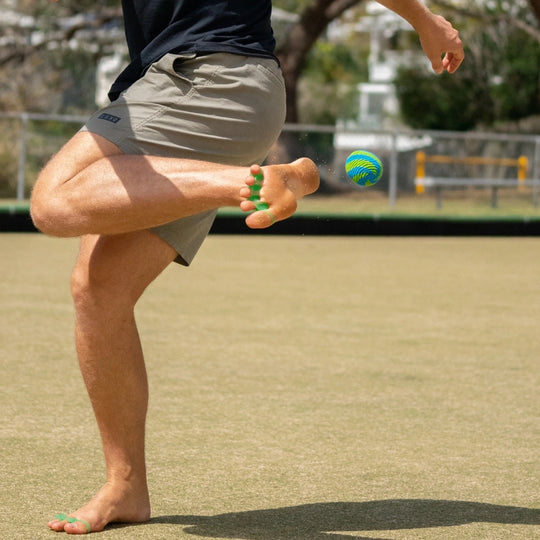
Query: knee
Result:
<box><xmin>30</xmin><ymin>200</ymin><xmax>69</xmax><ymax>238</ymax></box>
<box><xmin>71</xmin><ymin>255</ymin><xmax>138</xmax><ymax>319</ymax></box>
<box><xmin>30</xmin><ymin>131</ymin><xmax>120</xmax><ymax>237</ymax></box>
<box><xmin>30</xmin><ymin>174</ymin><xmax>74</xmax><ymax>237</ymax></box>
<box><xmin>71</xmin><ymin>262</ymin><xmax>103</xmax><ymax>316</ymax></box>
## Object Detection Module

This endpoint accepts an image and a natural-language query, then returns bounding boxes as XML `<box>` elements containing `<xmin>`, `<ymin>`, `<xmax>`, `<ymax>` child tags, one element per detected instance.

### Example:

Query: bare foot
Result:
<box><xmin>240</xmin><ymin>158</ymin><xmax>319</xmax><ymax>229</ymax></box>
<box><xmin>47</xmin><ymin>480</ymin><xmax>151</xmax><ymax>534</ymax></box>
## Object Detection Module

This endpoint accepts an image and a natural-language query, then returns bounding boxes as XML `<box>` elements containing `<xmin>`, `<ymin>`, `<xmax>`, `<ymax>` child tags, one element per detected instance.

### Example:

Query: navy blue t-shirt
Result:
<box><xmin>109</xmin><ymin>0</ymin><xmax>276</xmax><ymax>100</ymax></box>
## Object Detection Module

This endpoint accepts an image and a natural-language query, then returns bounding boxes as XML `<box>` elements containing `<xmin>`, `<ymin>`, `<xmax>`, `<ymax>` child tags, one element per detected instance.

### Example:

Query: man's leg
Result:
<box><xmin>48</xmin><ymin>230</ymin><xmax>177</xmax><ymax>535</ymax></box>
<box><xmin>30</xmin><ymin>132</ymin><xmax>319</xmax><ymax>238</ymax></box>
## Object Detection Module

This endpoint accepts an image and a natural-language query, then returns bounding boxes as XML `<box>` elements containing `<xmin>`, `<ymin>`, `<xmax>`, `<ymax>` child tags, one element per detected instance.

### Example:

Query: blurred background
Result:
<box><xmin>1</xmin><ymin>0</ymin><xmax>539</xmax><ymax>216</ymax></box>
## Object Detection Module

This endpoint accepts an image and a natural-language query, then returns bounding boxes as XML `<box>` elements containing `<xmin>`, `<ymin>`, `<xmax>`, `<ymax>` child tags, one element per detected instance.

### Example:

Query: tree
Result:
<box><xmin>431</xmin><ymin>0</ymin><xmax>540</xmax><ymax>42</ymax></box>
<box><xmin>299</xmin><ymin>40</ymin><xmax>367</xmax><ymax>124</ymax></box>
<box><xmin>395</xmin><ymin>66</ymin><xmax>495</xmax><ymax>131</ymax></box>
<box><xmin>0</xmin><ymin>0</ymin><xmax>123</xmax><ymax>112</ymax></box>
<box><xmin>395</xmin><ymin>0</ymin><xmax>540</xmax><ymax>131</ymax></box>
<box><xmin>274</xmin><ymin>0</ymin><xmax>366</xmax><ymax>123</ymax></box>
<box><xmin>3</xmin><ymin>0</ymin><xmax>371</xmax><ymax>118</ymax></box>
<box><xmin>3</xmin><ymin>0</ymin><xmax>539</xmax><ymax>123</ymax></box>
<box><xmin>529</xmin><ymin>0</ymin><xmax>540</xmax><ymax>22</ymax></box>
<box><xmin>0</xmin><ymin>1</ymin><xmax>122</xmax><ymax>67</ymax></box>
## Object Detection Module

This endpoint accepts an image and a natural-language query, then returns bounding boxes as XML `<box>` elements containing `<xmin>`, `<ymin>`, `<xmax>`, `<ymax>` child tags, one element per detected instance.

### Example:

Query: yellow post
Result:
<box><xmin>416</xmin><ymin>151</ymin><xmax>426</xmax><ymax>194</ymax></box>
<box><xmin>517</xmin><ymin>155</ymin><xmax>528</xmax><ymax>193</ymax></box>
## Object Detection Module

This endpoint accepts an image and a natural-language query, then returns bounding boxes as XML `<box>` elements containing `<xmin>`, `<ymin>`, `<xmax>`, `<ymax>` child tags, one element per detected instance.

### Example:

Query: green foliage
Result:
<box><xmin>299</xmin><ymin>40</ymin><xmax>367</xmax><ymax>124</ymax></box>
<box><xmin>49</xmin><ymin>48</ymin><xmax>100</xmax><ymax>113</ymax></box>
<box><xmin>395</xmin><ymin>25</ymin><xmax>540</xmax><ymax>130</ymax></box>
<box><xmin>395</xmin><ymin>62</ymin><xmax>494</xmax><ymax>130</ymax></box>
<box><xmin>491</xmin><ymin>30</ymin><xmax>540</xmax><ymax>121</ymax></box>
<box><xmin>304</xmin><ymin>40</ymin><xmax>366</xmax><ymax>82</ymax></box>
<box><xmin>273</xmin><ymin>0</ymin><xmax>313</xmax><ymax>13</ymax></box>
<box><xmin>0</xmin><ymin>122</ymin><xmax>18</xmax><ymax>197</ymax></box>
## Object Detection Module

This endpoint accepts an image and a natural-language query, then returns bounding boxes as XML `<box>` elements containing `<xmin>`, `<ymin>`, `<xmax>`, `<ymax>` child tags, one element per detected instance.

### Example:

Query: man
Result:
<box><xmin>34</xmin><ymin>0</ymin><xmax>463</xmax><ymax>534</ymax></box>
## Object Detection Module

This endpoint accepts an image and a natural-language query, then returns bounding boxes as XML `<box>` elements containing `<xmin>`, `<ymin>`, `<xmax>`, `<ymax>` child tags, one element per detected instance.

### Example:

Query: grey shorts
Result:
<box><xmin>83</xmin><ymin>53</ymin><xmax>286</xmax><ymax>265</ymax></box>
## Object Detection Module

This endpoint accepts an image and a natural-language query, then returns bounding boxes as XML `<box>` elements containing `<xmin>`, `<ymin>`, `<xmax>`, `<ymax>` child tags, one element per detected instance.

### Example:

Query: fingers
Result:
<box><xmin>430</xmin><ymin>57</ymin><xmax>444</xmax><ymax>75</ymax></box>
<box><xmin>431</xmin><ymin>50</ymin><xmax>464</xmax><ymax>75</ymax></box>
<box><xmin>442</xmin><ymin>51</ymin><xmax>465</xmax><ymax>74</ymax></box>
<box><xmin>419</xmin><ymin>13</ymin><xmax>464</xmax><ymax>75</ymax></box>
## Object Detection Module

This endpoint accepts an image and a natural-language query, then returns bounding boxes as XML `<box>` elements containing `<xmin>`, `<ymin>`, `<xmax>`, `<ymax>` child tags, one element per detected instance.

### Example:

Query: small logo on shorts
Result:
<box><xmin>98</xmin><ymin>113</ymin><xmax>121</xmax><ymax>123</ymax></box>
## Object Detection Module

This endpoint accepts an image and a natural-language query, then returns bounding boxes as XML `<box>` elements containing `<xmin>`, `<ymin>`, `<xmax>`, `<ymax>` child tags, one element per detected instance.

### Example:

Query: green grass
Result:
<box><xmin>294</xmin><ymin>190</ymin><xmax>540</xmax><ymax>219</ymax></box>
<box><xmin>0</xmin><ymin>199</ymin><xmax>32</xmax><ymax>213</ymax></box>
<box><xmin>1</xmin><ymin>234</ymin><xmax>539</xmax><ymax>539</ymax></box>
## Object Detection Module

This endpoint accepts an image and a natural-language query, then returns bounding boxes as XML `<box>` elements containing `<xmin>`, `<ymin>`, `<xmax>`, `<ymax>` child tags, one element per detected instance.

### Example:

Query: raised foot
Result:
<box><xmin>240</xmin><ymin>157</ymin><xmax>320</xmax><ymax>229</ymax></box>
<box><xmin>48</xmin><ymin>481</ymin><xmax>151</xmax><ymax>534</ymax></box>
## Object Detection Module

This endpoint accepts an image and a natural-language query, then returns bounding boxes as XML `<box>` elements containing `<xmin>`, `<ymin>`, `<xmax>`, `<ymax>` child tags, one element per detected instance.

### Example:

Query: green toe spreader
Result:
<box><xmin>55</xmin><ymin>513</ymin><xmax>91</xmax><ymax>533</ymax></box>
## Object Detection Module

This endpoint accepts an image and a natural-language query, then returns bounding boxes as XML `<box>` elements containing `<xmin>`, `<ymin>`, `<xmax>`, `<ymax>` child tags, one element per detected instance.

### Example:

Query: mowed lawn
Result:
<box><xmin>0</xmin><ymin>233</ymin><xmax>539</xmax><ymax>539</ymax></box>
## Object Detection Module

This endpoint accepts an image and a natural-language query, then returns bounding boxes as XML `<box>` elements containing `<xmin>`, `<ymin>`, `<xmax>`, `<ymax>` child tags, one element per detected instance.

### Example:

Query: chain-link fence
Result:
<box><xmin>1</xmin><ymin>112</ymin><xmax>539</xmax><ymax>209</ymax></box>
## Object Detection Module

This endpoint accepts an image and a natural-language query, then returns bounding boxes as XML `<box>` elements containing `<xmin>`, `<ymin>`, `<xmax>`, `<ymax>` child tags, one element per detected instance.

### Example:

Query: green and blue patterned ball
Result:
<box><xmin>345</xmin><ymin>150</ymin><xmax>383</xmax><ymax>186</ymax></box>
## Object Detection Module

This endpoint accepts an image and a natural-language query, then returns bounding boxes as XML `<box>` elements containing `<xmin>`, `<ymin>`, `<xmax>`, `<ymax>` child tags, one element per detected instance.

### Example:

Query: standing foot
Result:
<box><xmin>240</xmin><ymin>158</ymin><xmax>320</xmax><ymax>229</ymax></box>
<box><xmin>47</xmin><ymin>480</ymin><xmax>151</xmax><ymax>534</ymax></box>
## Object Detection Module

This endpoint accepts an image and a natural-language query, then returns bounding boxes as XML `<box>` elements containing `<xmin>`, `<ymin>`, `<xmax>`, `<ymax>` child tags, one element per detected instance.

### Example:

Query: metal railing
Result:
<box><xmin>1</xmin><ymin>111</ymin><xmax>539</xmax><ymax>208</ymax></box>
<box><xmin>1</xmin><ymin>111</ymin><xmax>87</xmax><ymax>200</ymax></box>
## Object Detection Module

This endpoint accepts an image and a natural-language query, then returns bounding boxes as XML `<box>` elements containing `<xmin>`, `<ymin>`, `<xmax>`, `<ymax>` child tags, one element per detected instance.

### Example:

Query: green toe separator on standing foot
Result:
<box><xmin>54</xmin><ymin>513</ymin><xmax>92</xmax><ymax>533</ymax></box>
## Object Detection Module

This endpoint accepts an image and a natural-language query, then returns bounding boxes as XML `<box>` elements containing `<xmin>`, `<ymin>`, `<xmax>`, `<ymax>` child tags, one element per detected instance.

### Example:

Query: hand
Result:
<box><xmin>417</xmin><ymin>13</ymin><xmax>464</xmax><ymax>74</ymax></box>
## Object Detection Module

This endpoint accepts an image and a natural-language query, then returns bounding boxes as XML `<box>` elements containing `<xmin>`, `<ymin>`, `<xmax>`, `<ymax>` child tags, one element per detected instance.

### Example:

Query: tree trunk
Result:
<box><xmin>529</xmin><ymin>0</ymin><xmax>540</xmax><ymax>23</ymax></box>
<box><xmin>271</xmin><ymin>0</ymin><xmax>363</xmax><ymax>164</ymax></box>
<box><xmin>276</xmin><ymin>0</ymin><xmax>364</xmax><ymax>123</ymax></box>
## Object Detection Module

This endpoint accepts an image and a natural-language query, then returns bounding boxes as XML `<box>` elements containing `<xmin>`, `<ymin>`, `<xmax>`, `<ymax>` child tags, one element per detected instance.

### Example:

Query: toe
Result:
<box><xmin>239</xmin><ymin>186</ymin><xmax>253</xmax><ymax>199</ymax></box>
<box><xmin>48</xmin><ymin>518</ymin><xmax>68</xmax><ymax>532</ymax></box>
<box><xmin>245</xmin><ymin>208</ymin><xmax>277</xmax><ymax>229</ymax></box>
<box><xmin>245</xmin><ymin>211</ymin><xmax>269</xmax><ymax>229</ymax></box>
<box><xmin>49</xmin><ymin>513</ymin><xmax>92</xmax><ymax>534</ymax></box>
<box><xmin>64</xmin><ymin>520</ymin><xmax>91</xmax><ymax>535</ymax></box>
<box><xmin>240</xmin><ymin>199</ymin><xmax>256</xmax><ymax>212</ymax></box>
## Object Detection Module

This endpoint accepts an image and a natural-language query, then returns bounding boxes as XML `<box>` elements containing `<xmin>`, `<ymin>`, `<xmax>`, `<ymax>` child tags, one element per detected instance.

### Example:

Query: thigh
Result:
<box><xmin>74</xmin><ymin>229</ymin><xmax>177</xmax><ymax>304</ymax></box>
<box><xmin>34</xmin><ymin>131</ymin><xmax>122</xmax><ymax>193</ymax></box>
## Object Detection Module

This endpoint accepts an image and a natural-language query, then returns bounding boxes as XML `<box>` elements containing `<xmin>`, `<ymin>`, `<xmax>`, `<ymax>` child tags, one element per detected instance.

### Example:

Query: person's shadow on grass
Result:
<box><xmin>147</xmin><ymin>499</ymin><xmax>540</xmax><ymax>539</ymax></box>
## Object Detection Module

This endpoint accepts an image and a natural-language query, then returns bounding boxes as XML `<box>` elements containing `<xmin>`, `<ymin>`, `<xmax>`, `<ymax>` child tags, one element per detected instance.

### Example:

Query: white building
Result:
<box><xmin>330</xmin><ymin>1</ymin><xmax>429</xmax><ymax>129</ymax></box>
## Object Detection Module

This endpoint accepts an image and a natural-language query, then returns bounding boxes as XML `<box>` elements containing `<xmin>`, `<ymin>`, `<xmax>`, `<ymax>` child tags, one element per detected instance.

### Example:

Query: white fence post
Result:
<box><xmin>388</xmin><ymin>132</ymin><xmax>398</xmax><ymax>207</ymax></box>
<box><xmin>17</xmin><ymin>113</ymin><xmax>28</xmax><ymax>201</ymax></box>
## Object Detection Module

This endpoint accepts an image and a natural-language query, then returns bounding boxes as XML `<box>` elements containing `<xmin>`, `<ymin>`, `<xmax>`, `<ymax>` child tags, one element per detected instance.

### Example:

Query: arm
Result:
<box><xmin>376</xmin><ymin>0</ymin><xmax>464</xmax><ymax>74</ymax></box>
